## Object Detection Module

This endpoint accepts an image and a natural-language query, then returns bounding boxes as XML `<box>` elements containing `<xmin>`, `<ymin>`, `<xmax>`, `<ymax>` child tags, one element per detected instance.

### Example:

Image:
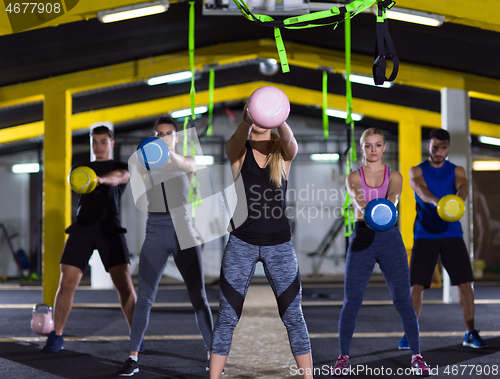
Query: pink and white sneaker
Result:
<box><xmin>332</xmin><ymin>354</ymin><xmax>350</xmax><ymax>377</ymax></box>
<box><xmin>411</xmin><ymin>354</ymin><xmax>431</xmax><ymax>376</ymax></box>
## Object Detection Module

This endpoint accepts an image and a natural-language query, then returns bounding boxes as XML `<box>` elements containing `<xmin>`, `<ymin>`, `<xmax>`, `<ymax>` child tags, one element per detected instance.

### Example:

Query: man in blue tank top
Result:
<box><xmin>398</xmin><ymin>129</ymin><xmax>488</xmax><ymax>350</ymax></box>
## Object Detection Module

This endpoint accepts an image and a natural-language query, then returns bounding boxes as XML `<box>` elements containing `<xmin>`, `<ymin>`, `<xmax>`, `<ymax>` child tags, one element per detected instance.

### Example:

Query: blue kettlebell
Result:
<box><xmin>137</xmin><ymin>137</ymin><xmax>170</xmax><ymax>170</ymax></box>
<box><xmin>364</xmin><ymin>198</ymin><xmax>398</xmax><ymax>231</ymax></box>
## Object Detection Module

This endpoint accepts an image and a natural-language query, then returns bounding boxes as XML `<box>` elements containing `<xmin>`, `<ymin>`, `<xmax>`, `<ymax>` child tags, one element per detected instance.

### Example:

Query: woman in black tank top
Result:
<box><xmin>209</xmin><ymin>108</ymin><xmax>313</xmax><ymax>378</ymax></box>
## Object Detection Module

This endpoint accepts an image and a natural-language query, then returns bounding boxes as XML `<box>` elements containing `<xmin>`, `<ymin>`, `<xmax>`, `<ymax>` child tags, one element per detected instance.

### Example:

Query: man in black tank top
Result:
<box><xmin>44</xmin><ymin>126</ymin><xmax>137</xmax><ymax>353</ymax></box>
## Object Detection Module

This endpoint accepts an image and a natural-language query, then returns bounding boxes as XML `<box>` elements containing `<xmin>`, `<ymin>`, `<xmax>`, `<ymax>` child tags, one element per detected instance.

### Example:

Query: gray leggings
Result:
<box><xmin>130</xmin><ymin>213</ymin><xmax>213</xmax><ymax>351</ymax></box>
<box><xmin>211</xmin><ymin>235</ymin><xmax>311</xmax><ymax>356</ymax></box>
<box><xmin>339</xmin><ymin>222</ymin><xmax>420</xmax><ymax>355</ymax></box>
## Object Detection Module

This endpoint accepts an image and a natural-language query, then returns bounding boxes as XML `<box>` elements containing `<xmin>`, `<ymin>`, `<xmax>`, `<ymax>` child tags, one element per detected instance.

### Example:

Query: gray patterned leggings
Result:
<box><xmin>211</xmin><ymin>234</ymin><xmax>311</xmax><ymax>356</ymax></box>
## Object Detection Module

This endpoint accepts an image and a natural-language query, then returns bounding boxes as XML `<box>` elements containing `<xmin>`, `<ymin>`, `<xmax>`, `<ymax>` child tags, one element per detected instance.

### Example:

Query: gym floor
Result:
<box><xmin>1</xmin><ymin>275</ymin><xmax>499</xmax><ymax>378</ymax></box>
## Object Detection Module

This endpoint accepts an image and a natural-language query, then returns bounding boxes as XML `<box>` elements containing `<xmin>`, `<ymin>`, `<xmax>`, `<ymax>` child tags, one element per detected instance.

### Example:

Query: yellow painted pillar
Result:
<box><xmin>398</xmin><ymin>118</ymin><xmax>422</xmax><ymax>263</ymax></box>
<box><xmin>42</xmin><ymin>88</ymin><xmax>72</xmax><ymax>306</ymax></box>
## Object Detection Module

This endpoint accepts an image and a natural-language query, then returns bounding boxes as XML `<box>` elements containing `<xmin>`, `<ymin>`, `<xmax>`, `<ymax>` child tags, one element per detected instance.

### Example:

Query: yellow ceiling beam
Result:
<box><xmin>470</xmin><ymin>119</ymin><xmax>500</xmax><ymax>139</ymax></box>
<box><xmin>0</xmin><ymin>40</ymin><xmax>263</xmax><ymax>106</ymax></box>
<box><xmin>0</xmin><ymin>94</ymin><xmax>44</xmax><ymax>109</ymax></box>
<box><xmin>2</xmin><ymin>40</ymin><xmax>500</xmax><ymax>110</ymax></box>
<box><xmin>280</xmin><ymin>83</ymin><xmax>442</xmax><ymax>126</ymax></box>
<box><xmin>1</xmin><ymin>42</ymin><xmax>499</xmax><ymax>144</ymax></box>
<box><xmin>395</xmin><ymin>0</ymin><xmax>500</xmax><ymax>33</ymax></box>
<box><xmin>4</xmin><ymin>82</ymin><xmax>499</xmax><ymax>144</ymax></box>
<box><xmin>284</xmin><ymin>42</ymin><xmax>500</xmax><ymax>100</ymax></box>
<box><xmin>0</xmin><ymin>121</ymin><xmax>43</xmax><ymax>144</ymax></box>
<box><xmin>0</xmin><ymin>0</ymin><xmax>182</xmax><ymax>36</ymax></box>
<box><xmin>72</xmin><ymin>82</ymin><xmax>443</xmax><ymax>132</ymax></box>
<box><xmin>71</xmin><ymin>82</ymin><xmax>268</xmax><ymax>130</ymax></box>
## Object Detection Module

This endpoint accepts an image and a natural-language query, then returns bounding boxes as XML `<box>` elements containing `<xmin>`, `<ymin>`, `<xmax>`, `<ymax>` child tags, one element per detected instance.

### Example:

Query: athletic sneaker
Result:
<box><xmin>332</xmin><ymin>355</ymin><xmax>350</xmax><ymax>377</ymax></box>
<box><xmin>463</xmin><ymin>329</ymin><xmax>488</xmax><ymax>348</ymax></box>
<box><xmin>398</xmin><ymin>334</ymin><xmax>410</xmax><ymax>350</ymax></box>
<box><xmin>411</xmin><ymin>354</ymin><xmax>430</xmax><ymax>376</ymax></box>
<box><xmin>117</xmin><ymin>358</ymin><xmax>139</xmax><ymax>376</ymax></box>
<box><xmin>43</xmin><ymin>331</ymin><xmax>64</xmax><ymax>353</ymax></box>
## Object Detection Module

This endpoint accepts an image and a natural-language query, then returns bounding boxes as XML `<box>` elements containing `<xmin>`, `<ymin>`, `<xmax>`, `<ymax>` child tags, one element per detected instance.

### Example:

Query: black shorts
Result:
<box><xmin>60</xmin><ymin>232</ymin><xmax>130</xmax><ymax>273</ymax></box>
<box><xmin>410</xmin><ymin>238</ymin><xmax>474</xmax><ymax>288</ymax></box>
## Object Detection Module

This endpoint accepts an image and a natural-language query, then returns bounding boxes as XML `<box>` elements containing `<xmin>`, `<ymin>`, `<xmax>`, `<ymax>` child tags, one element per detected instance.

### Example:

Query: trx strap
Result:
<box><xmin>232</xmin><ymin>0</ymin><xmax>372</xmax><ymax>28</ymax></box>
<box><xmin>322</xmin><ymin>71</ymin><xmax>328</xmax><ymax>139</ymax></box>
<box><xmin>189</xmin><ymin>1</ymin><xmax>196</xmax><ymax>119</ymax></box>
<box><xmin>373</xmin><ymin>0</ymin><xmax>399</xmax><ymax>85</ymax></box>
<box><xmin>231</xmin><ymin>0</ymin><xmax>376</xmax><ymax>73</ymax></box>
<box><xmin>275</xmin><ymin>27</ymin><xmax>289</xmax><ymax>73</ymax></box>
<box><xmin>182</xmin><ymin>116</ymin><xmax>203</xmax><ymax>218</ymax></box>
<box><xmin>232</xmin><ymin>0</ymin><xmax>398</xmax><ymax>82</ymax></box>
<box><xmin>188</xmin><ymin>140</ymin><xmax>203</xmax><ymax>218</ymax></box>
<box><xmin>186</xmin><ymin>1</ymin><xmax>202</xmax><ymax>217</ymax></box>
<box><xmin>207</xmin><ymin>68</ymin><xmax>215</xmax><ymax>136</ymax></box>
<box><xmin>183</xmin><ymin>117</ymin><xmax>189</xmax><ymax>156</ymax></box>
<box><xmin>342</xmin><ymin>11</ymin><xmax>357</xmax><ymax>240</ymax></box>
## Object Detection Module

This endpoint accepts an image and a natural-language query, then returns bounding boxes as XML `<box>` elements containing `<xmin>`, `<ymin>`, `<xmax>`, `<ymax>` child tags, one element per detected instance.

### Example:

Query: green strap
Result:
<box><xmin>342</xmin><ymin>11</ymin><xmax>357</xmax><ymax>237</ymax></box>
<box><xmin>284</xmin><ymin>7</ymin><xmax>340</xmax><ymax>25</ymax></box>
<box><xmin>231</xmin><ymin>4</ymin><xmax>289</xmax><ymax>73</ymax></box>
<box><xmin>182</xmin><ymin>119</ymin><xmax>203</xmax><ymax>217</ymax></box>
<box><xmin>189</xmin><ymin>1</ymin><xmax>196</xmax><ymax>120</ymax></box>
<box><xmin>345</xmin><ymin>11</ymin><xmax>353</xmax><ymax>125</ymax></box>
<box><xmin>188</xmin><ymin>174</ymin><xmax>203</xmax><ymax>218</ymax></box>
<box><xmin>232</xmin><ymin>0</ymin><xmax>375</xmax><ymax>28</ymax></box>
<box><xmin>274</xmin><ymin>28</ymin><xmax>289</xmax><ymax>73</ymax></box>
<box><xmin>183</xmin><ymin>117</ymin><xmax>189</xmax><ymax>156</ymax></box>
<box><xmin>190</xmin><ymin>140</ymin><xmax>196</xmax><ymax>157</ymax></box>
<box><xmin>188</xmin><ymin>140</ymin><xmax>203</xmax><ymax>217</ymax></box>
<box><xmin>346</xmin><ymin>8</ymin><xmax>358</xmax><ymax>165</ymax></box>
<box><xmin>187</xmin><ymin>2</ymin><xmax>203</xmax><ymax>218</ymax></box>
<box><xmin>351</xmin><ymin>123</ymin><xmax>357</xmax><ymax>163</ymax></box>
<box><xmin>376</xmin><ymin>0</ymin><xmax>388</xmax><ymax>23</ymax></box>
<box><xmin>283</xmin><ymin>0</ymin><xmax>371</xmax><ymax>27</ymax></box>
<box><xmin>231</xmin><ymin>0</ymin><xmax>376</xmax><ymax>73</ymax></box>
<box><xmin>207</xmin><ymin>68</ymin><xmax>215</xmax><ymax>136</ymax></box>
<box><xmin>322</xmin><ymin>71</ymin><xmax>328</xmax><ymax>139</ymax></box>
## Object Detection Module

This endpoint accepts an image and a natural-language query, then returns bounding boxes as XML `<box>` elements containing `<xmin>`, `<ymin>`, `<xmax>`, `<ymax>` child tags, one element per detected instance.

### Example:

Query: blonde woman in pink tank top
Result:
<box><xmin>332</xmin><ymin>128</ymin><xmax>431</xmax><ymax>377</ymax></box>
<box><xmin>348</xmin><ymin>128</ymin><xmax>398</xmax><ymax>214</ymax></box>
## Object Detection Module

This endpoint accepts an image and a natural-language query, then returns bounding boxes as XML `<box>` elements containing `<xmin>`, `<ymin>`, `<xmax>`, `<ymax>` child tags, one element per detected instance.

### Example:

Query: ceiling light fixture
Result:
<box><xmin>344</xmin><ymin>73</ymin><xmax>393</xmax><ymax>88</ymax></box>
<box><xmin>473</xmin><ymin>161</ymin><xmax>500</xmax><ymax>171</ymax></box>
<box><xmin>195</xmin><ymin>155</ymin><xmax>215</xmax><ymax>166</ymax></box>
<box><xmin>478</xmin><ymin>136</ymin><xmax>500</xmax><ymax>147</ymax></box>
<box><xmin>310</xmin><ymin>153</ymin><xmax>340</xmax><ymax>162</ymax></box>
<box><xmin>384</xmin><ymin>7</ymin><xmax>445</xmax><ymax>27</ymax></box>
<box><xmin>147</xmin><ymin>71</ymin><xmax>193</xmax><ymax>86</ymax></box>
<box><xmin>171</xmin><ymin>106</ymin><xmax>208</xmax><ymax>119</ymax></box>
<box><xmin>98</xmin><ymin>0</ymin><xmax>169</xmax><ymax>24</ymax></box>
<box><xmin>326</xmin><ymin>109</ymin><xmax>364</xmax><ymax>121</ymax></box>
<box><xmin>12</xmin><ymin>163</ymin><xmax>40</xmax><ymax>174</ymax></box>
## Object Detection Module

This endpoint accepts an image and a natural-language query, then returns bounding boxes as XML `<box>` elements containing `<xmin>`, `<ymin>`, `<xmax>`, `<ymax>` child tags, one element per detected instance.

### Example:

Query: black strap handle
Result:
<box><xmin>373</xmin><ymin>1</ymin><xmax>399</xmax><ymax>85</ymax></box>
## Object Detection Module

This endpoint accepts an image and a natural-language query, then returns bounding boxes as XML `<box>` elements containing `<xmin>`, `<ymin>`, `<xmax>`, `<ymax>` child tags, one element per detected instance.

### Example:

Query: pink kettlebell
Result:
<box><xmin>31</xmin><ymin>303</ymin><xmax>54</xmax><ymax>335</ymax></box>
<box><xmin>246</xmin><ymin>86</ymin><xmax>290</xmax><ymax>129</ymax></box>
